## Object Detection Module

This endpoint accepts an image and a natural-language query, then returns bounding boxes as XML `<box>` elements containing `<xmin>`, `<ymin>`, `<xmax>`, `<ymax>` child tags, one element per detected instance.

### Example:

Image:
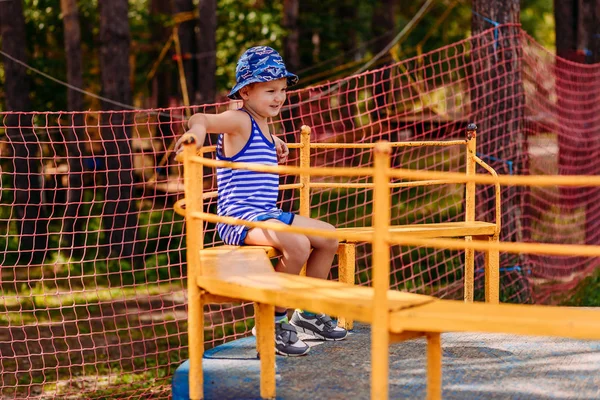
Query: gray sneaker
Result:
<box><xmin>289</xmin><ymin>310</ymin><xmax>348</xmax><ymax>341</ymax></box>
<box><xmin>252</xmin><ymin>318</ymin><xmax>310</xmax><ymax>357</ymax></box>
<box><xmin>275</xmin><ymin>321</ymin><xmax>310</xmax><ymax>356</ymax></box>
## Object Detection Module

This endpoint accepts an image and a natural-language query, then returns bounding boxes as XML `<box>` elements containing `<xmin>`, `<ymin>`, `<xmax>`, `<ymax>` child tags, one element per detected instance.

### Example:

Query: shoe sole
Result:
<box><xmin>275</xmin><ymin>346</ymin><xmax>310</xmax><ymax>357</ymax></box>
<box><xmin>291</xmin><ymin>324</ymin><xmax>348</xmax><ymax>341</ymax></box>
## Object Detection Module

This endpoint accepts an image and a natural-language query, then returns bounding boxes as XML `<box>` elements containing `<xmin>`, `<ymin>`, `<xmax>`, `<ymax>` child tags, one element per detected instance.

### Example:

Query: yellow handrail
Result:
<box><xmin>185</xmin><ymin>208</ymin><xmax>600</xmax><ymax>258</ymax></box>
<box><xmin>184</xmin><ymin>148</ymin><xmax>600</xmax><ymax>188</ymax></box>
<box><xmin>309</xmin><ymin>140</ymin><xmax>467</xmax><ymax>149</ymax></box>
<box><xmin>474</xmin><ymin>155</ymin><xmax>502</xmax><ymax>235</ymax></box>
<box><xmin>309</xmin><ymin>180</ymin><xmax>454</xmax><ymax>189</ymax></box>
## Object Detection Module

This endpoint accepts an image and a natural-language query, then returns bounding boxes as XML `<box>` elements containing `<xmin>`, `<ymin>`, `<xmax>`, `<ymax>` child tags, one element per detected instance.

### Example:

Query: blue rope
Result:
<box><xmin>475</xmin><ymin>265</ymin><xmax>524</xmax><ymax>274</ymax></box>
<box><xmin>476</xmin><ymin>153</ymin><xmax>514</xmax><ymax>175</ymax></box>
<box><xmin>472</xmin><ymin>11</ymin><xmax>500</xmax><ymax>53</ymax></box>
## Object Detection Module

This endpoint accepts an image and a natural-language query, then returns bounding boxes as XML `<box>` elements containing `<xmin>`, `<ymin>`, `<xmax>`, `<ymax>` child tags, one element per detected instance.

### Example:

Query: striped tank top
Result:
<box><xmin>216</xmin><ymin>110</ymin><xmax>280</xmax><ymax>245</ymax></box>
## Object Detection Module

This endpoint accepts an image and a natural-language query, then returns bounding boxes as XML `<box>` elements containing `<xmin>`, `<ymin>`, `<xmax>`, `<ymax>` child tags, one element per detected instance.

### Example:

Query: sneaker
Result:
<box><xmin>275</xmin><ymin>321</ymin><xmax>310</xmax><ymax>357</ymax></box>
<box><xmin>289</xmin><ymin>310</ymin><xmax>348</xmax><ymax>341</ymax></box>
<box><xmin>251</xmin><ymin>318</ymin><xmax>310</xmax><ymax>357</ymax></box>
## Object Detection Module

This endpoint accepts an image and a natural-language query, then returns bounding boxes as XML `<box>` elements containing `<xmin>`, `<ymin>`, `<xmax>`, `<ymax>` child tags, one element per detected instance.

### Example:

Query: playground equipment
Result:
<box><xmin>174</xmin><ymin>123</ymin><xmax>501</xmax><ymax>326</ymax></box>
<box><xmin>178</xmin><ymin>123</ymin><xmax>600</xmax><ymax>399</ymax></box>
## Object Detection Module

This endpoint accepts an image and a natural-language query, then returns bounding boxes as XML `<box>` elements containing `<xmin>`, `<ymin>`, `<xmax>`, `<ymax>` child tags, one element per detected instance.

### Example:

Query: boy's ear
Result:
<box><xmin>239</xmin><ymin>84</ymin><xmax>253</xmax><ymax>100</ymax></box>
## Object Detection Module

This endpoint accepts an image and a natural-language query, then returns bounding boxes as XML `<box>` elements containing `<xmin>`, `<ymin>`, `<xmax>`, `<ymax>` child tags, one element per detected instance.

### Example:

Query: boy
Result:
<box><xmin>175</xmin><ymin>46</ymin><xmax>347</xmax><ymax>357</ymax></box>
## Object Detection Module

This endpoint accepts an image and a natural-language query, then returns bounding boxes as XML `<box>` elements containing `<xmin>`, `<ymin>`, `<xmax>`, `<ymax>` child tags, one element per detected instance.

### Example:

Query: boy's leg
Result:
<box><xmin>246</xmin><ymin>216</ymin><xmax>347</xmax><ymax>340</ymax></box>
<box><xmin>244</xmin><ymin>219</ymin><xmax>312</xmax><ymax>276</ymax></box>
<box><xmin>245</xmin><ymin>221</ymin><xmax>311</xmax><ymax>356</ymax></box>
<box><xmin>244</xmin><ymin>215</ymin><xmax>338</xmax><ymax>279</ymax></box>
<box><xmin>245</xmin><ymin>219</ymin><xmax>311</xmax><ymax>314</ymax></box>
<box><xmin>287</xmin><ymin>215</ymin><xmax>339</xmax><ymax>279</ymax></box>
<box><xmin>285</xmin><ymin>216</ymin><xmax>348</xmax><ymax>340</ymax></box>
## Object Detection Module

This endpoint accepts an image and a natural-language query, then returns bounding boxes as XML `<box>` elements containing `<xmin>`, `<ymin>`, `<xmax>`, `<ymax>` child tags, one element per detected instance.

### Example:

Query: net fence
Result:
<box><xmin>0</xmin><ymin>24</ymin><xmax>599</xmax><ymax>398</ymax></box>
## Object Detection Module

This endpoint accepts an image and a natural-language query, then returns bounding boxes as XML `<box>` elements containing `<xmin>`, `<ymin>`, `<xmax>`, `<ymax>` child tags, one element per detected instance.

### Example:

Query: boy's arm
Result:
<box><xmin>174</xmin><ymin>110</ymin><xmax>247</xmax><ymax>154</ymax></box>
<box><xmin>273</xmin><ymin>135</ymin><xmax>289</xmax><ymax>164</ymax></box>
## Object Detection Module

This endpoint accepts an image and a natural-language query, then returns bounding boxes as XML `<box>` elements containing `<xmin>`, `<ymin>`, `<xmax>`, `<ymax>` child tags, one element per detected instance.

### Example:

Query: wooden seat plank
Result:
<box><xmin>197</xmin><ymin>249</ymin><xmax>434</xmax><ymax>323</ymax></box>
<box><xmin>216</xmin><ymin>245</ymin><xmax>280</xmax><ymax>258</ymax></box>
<box><xmin>389</xmin><ymin>300</ymin><xmax>600</xmax><ymax>340</ymax></box>
<box><xmin>337</xmin><ymin>221</ymin><xmax>497</xmax><ymax>241</ymax></box>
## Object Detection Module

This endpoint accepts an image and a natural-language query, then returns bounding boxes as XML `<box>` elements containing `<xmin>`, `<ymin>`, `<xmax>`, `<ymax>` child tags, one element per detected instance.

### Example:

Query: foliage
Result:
<box><xmin>560</xmin><ymin>268</ymin><xmax>600</xmax><ymax>306</ymax></box>
<box><xmin>1</xmin><ymin>0</ymin><xmax>559</xmax><ymax>112</ymax></box>
<box><xmin>216</xmin><ymin>0</ymin><xmax>285</xmax><ymax>91</ymax></box>
<box><xmin>521</xmin><ymin>0</ymin><xmax>555</xmax><ymax>49</ymax></box>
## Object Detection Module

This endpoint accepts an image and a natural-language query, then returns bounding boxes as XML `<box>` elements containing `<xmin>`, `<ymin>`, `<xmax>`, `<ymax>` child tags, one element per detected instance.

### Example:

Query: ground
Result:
<box><xmin>173</xmin><ymin>322</ymin><xmax>600</xmax><ymax>399</ymax></box>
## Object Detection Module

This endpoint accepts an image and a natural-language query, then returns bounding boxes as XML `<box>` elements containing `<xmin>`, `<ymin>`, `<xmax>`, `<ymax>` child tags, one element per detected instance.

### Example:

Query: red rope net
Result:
<box><xmin>0</xmin><ymin>25</ymin><xmax>599</xmax><ymax>398</ymax></box>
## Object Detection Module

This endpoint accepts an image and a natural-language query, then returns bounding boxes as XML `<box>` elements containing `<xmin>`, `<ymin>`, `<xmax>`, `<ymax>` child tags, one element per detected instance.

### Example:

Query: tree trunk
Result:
<box><xmin>149</xmin><ymin>0</ymin><xmax>174</xmax><ymax>176</ymax></box>
<box><xmin>99</xmin><ymin>0</ymin><xmax>139</xmax><ymax>260</ymax></box>
<box><xmin>150</xmin><ymin>0</ymin><xmax>173</xmax><ymax>109</ymax></box>
<box><xmin>593</xmin><ymin>1</ymin><xmax>600</xmax><ymax>63</ymax></box>
<box><xmin>283</xmin><ymin>0</ymin><xmax>299</xmax><ymax>72</ymax></box>
<box><xmin>173</xmin><ymin>0</ymin><xmax>197</xmax><ymax>106</ymax></box>
<box><xmin>370</xmin><ymin>0</ymin><xmax>396</xmax><ymax>132</ymax></box>
<box><xmin>60</xmin><ymin>0</ymin><xmax>87</xmax><ymax>254</ymax></box>
<box><xmin>471</xmin><ymin>1</ymin><xmax>524</xmax><ymax>261</ymax></box>
<box><xmin>554</xmin><ymin>0</ymin><xmax>577</xmax><ymax>60</ymax></box>
<box><xmin>196</xmin><ymin>0</ymin><xmax>217</xmax><ymax>104</ymax></box>
<box><xmin>338</xmin><ymin>0</ymin><xmax>358</xmax><ymax>135</ymax></box>
<box><xmin>0</xmin><ymin>0</ymin><xmax>48</xmax><ymax>265</ymax></box>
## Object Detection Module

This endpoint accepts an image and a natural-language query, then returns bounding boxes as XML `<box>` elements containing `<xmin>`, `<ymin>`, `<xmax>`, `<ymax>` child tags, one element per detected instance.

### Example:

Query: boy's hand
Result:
<box><xmin>274</xmin><ymin>136</ymin><xmax>289</xmax><ymax>163</ymax></box>
<box><xmin>174</xmin><ymin>124</ymin><xmax>206</xmax><ymax>155</ymax></box>
<box><xmin>174</xmin><ymin>131</ymin><xmax>198</xmax><ymax>155</ymax></box>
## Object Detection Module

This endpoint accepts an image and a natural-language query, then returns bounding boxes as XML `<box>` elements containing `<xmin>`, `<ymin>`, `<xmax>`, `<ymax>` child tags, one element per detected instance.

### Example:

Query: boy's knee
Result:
<box><xmin>283</xmin><ymin>235</ymin><xmax>311</xmax><ymax>264</ymax></box>
<box><xmin>321</xmin><ymin>223</ymin><xmax>339</xmax><ymax>252</ymax></box>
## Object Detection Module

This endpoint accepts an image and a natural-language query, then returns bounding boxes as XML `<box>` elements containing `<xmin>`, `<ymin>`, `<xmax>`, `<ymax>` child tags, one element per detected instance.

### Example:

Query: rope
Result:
<box><xmin>0</xmin><ymin>49</ymin><xmax>138</xmax><ymax>111</ymax></box>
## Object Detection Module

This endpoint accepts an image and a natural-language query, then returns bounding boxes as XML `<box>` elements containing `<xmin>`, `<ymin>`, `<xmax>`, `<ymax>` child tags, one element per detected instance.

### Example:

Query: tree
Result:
<box><xmin>98</xmin><ymin>0</ymin><xmax>139</xmax><ymax>259</ymax></box>
<box><xmin>554</xmin><ymin>0</ymin><xmax>600</xmax><ymax>245</ymax></box>
<box><xmin>0</xmin><ymin>0</ymin><xmax>48</xmax><ymax>265</ymax></box>
<box><xmin>282</xmin><ymin>0</ymin><xmax>299</xmax><ymax>72</ymax></box>
<box><xmin>173</xmin><ymin>0</ymin><xmax>197</xmax><ymax>106</ymax></box>
<box><xmin>471</xmin><ymin>1</ymin><xmax>524</xmax><ymax>255</ymax></box>
<box><xmin>370</xmin><ymin>0</ymin><xmax>396</xmax><ymax>130</ymax></box>
<box><xmin>149</xmin><ymin>0</ymin><xmax>173</xmax><ymax>109</ymax></box>
<box><xmin>196</xmin><ymin>0</ymin><xmax>217</xmax><ymax>104</ymax></box>
<box><xmin>60</xmin><ymin>0</ymin><xmax>86</xmax><ymax>254</ymax></box>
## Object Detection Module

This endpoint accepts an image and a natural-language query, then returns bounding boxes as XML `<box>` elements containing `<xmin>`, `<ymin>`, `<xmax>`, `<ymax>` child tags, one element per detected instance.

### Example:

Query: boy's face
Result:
<box><xmin>240</xmin><ymin>78</ymin><xmax>288</xmax><ymax>118</ymax></box>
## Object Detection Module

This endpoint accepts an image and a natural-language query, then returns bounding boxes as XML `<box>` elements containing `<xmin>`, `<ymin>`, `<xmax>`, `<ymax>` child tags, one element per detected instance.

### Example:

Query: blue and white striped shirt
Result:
<box><xmin>216</xmin><ymin>110</ymin><xmax>280</xmax><ymax>245</ymax></box>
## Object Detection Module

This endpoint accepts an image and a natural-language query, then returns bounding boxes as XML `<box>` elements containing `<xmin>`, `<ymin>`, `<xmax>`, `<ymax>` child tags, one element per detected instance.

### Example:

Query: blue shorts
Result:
<box><xmin>240</xmin><ymin>211</ymin><xmax>295</xmax><ymax>244</ymax></box>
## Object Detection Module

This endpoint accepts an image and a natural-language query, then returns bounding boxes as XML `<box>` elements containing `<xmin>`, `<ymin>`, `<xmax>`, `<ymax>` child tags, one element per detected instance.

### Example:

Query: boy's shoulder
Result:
<box><xmin>214</xmin><ymin>109</ymin><xmax>252</xmax><ymax>136</ymax></box>
<box><xmin>221</xmin><ymin>108</ymin><xmax>252</xmax><ymax>126</ymax></box>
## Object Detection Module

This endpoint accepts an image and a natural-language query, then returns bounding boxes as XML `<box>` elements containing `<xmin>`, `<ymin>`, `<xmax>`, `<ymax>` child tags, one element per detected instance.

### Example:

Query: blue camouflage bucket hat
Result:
<box><xmin>228</xmin><ymin>46</ymin><xmax>299</xmax><ymax>100</ymax></box>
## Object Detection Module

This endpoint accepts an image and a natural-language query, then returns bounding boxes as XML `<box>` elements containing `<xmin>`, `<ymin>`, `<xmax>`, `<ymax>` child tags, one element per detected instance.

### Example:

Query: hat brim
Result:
<box><xmin>227</xmin><ymin>73</ymin><xmax>299</xmax><ymax>100</ymax></box>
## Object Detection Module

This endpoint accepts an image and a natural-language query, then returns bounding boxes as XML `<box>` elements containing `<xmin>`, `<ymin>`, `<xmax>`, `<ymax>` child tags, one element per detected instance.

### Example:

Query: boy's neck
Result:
<box><xmin>241</xmin><ymin>105</ymin><xmax>270</xmax><ymax>123</ymax></box>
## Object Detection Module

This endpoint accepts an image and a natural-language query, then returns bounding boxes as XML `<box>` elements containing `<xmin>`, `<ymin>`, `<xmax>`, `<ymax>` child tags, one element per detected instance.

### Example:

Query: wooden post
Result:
<box><xmin>183</xmin><ymin>136</ymin><xmax>204</xmax><ymax>399</ymax></box>
<box><xmin>337</xmin><ymin>243</ymin><xmax>355</xmax><ymax>329</ymax></box>
<box><xmin>256</xmin><ymin>303</ymin><xmax>276</xmax><ymax>398</ymax></box>
<box><xmin>299</xmin><ymin>125</ymin><xmax>311</xmax><ymax>277</ymax></box>
<box><xmin>426</xmin><ymin>333</ymin><xmax>442</xmax><ymax>400</ymax></box>
<box><xmin>371</xmin><ymin>141</ymin><xmax>391</xmax><ymax>400</ymax></box>
<box><xmin>485</xmin><ymin>235</ymin><xmax>500</xmax><ymax>303</ymax></box>
<box><xmin>464</xmin><ymin>124</ymin><xmax>477</xmax><ymax>302</ymax></box>
<box><xmin>299</xmin><ymin>125</ymin><xmax>311</xmax><ymax>218</ymax></box>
